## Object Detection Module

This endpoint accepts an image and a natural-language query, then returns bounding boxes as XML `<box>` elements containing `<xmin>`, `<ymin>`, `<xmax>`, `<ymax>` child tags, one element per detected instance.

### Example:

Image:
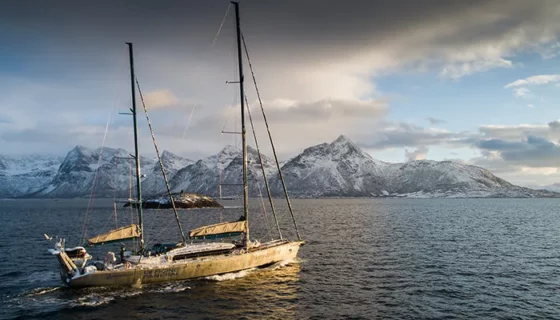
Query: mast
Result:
<box><xmin>232</xmin><ymin>1</ymin><xmax>249</xmax><ymax>247</ymax></box>
<box><xmin>127</xmin><ymin>42</ymin><xmax>144</xmax><ymax>252</ymax></box>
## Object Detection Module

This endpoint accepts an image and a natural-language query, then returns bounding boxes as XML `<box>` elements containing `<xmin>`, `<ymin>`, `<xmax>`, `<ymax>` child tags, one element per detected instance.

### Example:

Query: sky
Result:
<box><xmin>1</xmin><ymin>0</ymin><xmax>560</xmax><ymax>186</ymax></box>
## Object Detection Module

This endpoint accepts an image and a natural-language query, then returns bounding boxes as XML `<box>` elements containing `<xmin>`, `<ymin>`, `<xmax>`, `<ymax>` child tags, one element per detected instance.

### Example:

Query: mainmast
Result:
<box><xmin>232</xmin><ymin>1</ymin><xmax>249</xmax><ymax>247</ymax></box>
<box><xmin>127</xmin><ymin>42</ymin><xmax>144</xmax><ymax>252</ymax></box>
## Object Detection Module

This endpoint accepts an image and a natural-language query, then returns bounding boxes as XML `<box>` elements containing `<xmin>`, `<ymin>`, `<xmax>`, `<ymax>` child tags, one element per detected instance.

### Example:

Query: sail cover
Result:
<box><xmin>88</xmin><ymin>224</ymin><xmax>141</xmax><ymax>245</ymax></box>
<box><xmin>189</xmin><ymin>221</ymin><xmax>246</xmax><ymax>239</ymax></box>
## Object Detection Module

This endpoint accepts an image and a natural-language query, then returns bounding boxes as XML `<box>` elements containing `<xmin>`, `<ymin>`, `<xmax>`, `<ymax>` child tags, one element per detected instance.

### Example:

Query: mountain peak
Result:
<box><xmin>70</xmin><ymin>145</ymin><xmax>90</xmax><ymax>153</ymax></box>
<box><xmin>328</xmin><ymin>134</ymin><xmax>370</xmax><ymax>159</ymax></box>
<box><xmin>219</xmin><ymin>145</ymin><xmax>239</xmax><ymax>155</ymax></box>
<box><xmin>217</xmin><ymin>145</ymin><xmax>260</xmax><ymax>156</ymax></box>
<box><xmin>161</xmin><ymin>150</ymin><xmax>178</xmax><ymax>159</ymax></box>
<box><xmin>333</xmin><ymin>135</ymin><xmax>352</xmax><ymax>144</ymax></box>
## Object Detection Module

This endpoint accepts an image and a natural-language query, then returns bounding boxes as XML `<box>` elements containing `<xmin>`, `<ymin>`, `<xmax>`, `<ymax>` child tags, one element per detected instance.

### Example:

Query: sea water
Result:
<box><xmin>1</xmin><ymin>198</ymin><xmax>559</xmax><ymax>319</ymax></box>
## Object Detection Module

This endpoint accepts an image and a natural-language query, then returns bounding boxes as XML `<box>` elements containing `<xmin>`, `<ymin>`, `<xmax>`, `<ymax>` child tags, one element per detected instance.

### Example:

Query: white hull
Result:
<box><xmin>62</xmin><ymin>240</ymin><xmax>303</xmax><ymax>288</ymax></box>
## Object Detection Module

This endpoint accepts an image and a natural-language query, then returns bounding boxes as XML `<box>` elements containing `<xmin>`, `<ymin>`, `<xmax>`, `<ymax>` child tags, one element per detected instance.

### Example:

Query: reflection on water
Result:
<box><xmin>191</xmin><ymin>262</ymin><xmax>301</xmax><ymax>320</ymax></box>
<box><xmin>4</xmin><ymin>198</ymin><xmax>560</xmax><ymax>319</ymax></box>
<box><xmin>13</xmin><ymin>261</ymin><xmax>301</xmax><ymax>320</ymax></box>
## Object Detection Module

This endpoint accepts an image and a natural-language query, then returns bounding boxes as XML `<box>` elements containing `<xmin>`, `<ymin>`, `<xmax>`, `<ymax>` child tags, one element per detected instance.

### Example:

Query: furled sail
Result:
<box><xmin>88</xmin><ymin>224</ymin><xmax>141</xmax><ymax>245</ymax></box>
<box><xmin>189</xmin><ymin>221</ymin><xmax>246</xmax><ymax>239</ymax></box>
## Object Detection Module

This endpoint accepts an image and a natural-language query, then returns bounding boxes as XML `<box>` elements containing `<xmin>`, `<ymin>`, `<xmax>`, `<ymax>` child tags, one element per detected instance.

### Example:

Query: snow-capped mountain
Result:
<box><xmin>1</xmin><ymin>136</ymin><xmax>558</xmax><ymax>198</ymax></box>
<box><xmin>169</xmin><ymin>145</ymin><xmax>276</xmax><ymax>197</ymax></box>
<box><xmin>32</xmin><ymin>146</ymin><xmax>156</xmax><ymax>198</ymax></box>
<box><xmin>142</xmin><ymin>151</ymin><xmax>193</xmax><ymax>196</ymax></box>
<box><xmin>276</xmin><ymin>135</ymin><xmax>389</xmax><ymax>197</ymax></box>
<box><xmin>381</xmin><ymin>160</ymin><xmax>541</xmax><ymax>198</ymax></box>
<box><xmin>0</xmin><ymin>154</ymin><xmax>62</xmax><ymax>197</ymax></box>
<box><xmin>277</xmin><ymin>135</ymin><xmax>555</xmax><ymax>198</ymax></box>
<box><xmin>528</xmin><ymin>183</ymin><xmax>560</xmax><ymax>193</ymax></box>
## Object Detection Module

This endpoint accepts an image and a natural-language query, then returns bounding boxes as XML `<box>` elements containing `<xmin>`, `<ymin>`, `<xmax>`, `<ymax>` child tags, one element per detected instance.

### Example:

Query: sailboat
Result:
<box><xmin>48</xmin><ymin>2</ymin><xmax>304</xmax><ymax>288</ymax></box>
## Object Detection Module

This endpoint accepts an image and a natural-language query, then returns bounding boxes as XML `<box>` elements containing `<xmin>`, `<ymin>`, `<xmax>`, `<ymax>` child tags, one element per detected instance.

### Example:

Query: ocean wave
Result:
<box><xmin>24</xmin><ymin>271</ymin><xmax>59</xmax><ymax>284</ymax></box>
<box><xmin>25</xmin><ymin>286</ymin><xmax>61</xmax><ymax>297</ymax></box>
<box><xmin>203</xmin><ymin>268</ymin><xmax>255</xmax><ymax>281</ymax></box>
<box><xmin>151</xmin><ymin>283</ymin><xmax>192</xmax><ymax>293</ymax></box>
<box><xmin>73</xmin><ymin>294</ymin><xmax>116</xmax><ymax>307</ymax></box>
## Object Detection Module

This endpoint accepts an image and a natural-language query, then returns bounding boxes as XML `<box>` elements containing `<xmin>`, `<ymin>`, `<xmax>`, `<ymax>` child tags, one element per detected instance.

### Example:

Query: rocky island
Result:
<box><xmin>124</xmin><ymin>192</ymin><xmax>223</xmax><ymax>209</ymax></box>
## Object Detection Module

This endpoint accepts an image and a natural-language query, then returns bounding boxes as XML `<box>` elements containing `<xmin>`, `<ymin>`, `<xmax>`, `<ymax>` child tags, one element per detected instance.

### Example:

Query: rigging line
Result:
<box><xmin>218</xmin><ymin>144</ymin><xmax>224</xmax><ymax>199</ymax></box>
<box><xmin>212</xmin><ymin>3</ymin><xmax>232</xmax><ymax>47</ymax></box>
<box><xmin>245</xmin><ymin>95</ymin><xmax>283</xmax><ymax>239</ymax></box>
<box><xmin>129</xmin><ymin>157</ymin><xmax>133</xmax><ymax>201</ymax></box>
<box><xmin>97</xmin><ymin>157</ymin><xmax>128</xmax><ymax>234</ymax></box>
<box><xmin>114</xmin><ymin>202</ymin><xmax>118</xmax><ymax>229</ymax></box>
<box><xmin>79</xmin><ymin>54</ymin><xmax>128</xmax><ymax>244</ymax></box>
<box><xmin>176</xmin><ymin>3</ymin><xmax>229</xmax><ymax>143</ymax></box>
<box><xmin>80</xmin><ymin>107</ymin><xmax>115</xmax><ymax>244</ymax></box>
<box><xmin>220</xmin><ymin>35</ymin><xmax>239</xmax><ymax>141</ymax></box>
<box><xmin>221</xmin><ymin>93</ymin><xmax>238</xmax><ymax>134</ymax></box>
<box><xmin>241</xmin><ymin>32</ymin><xmax>302</xmax><ymax>240</ymax></box>
<box><xmin>181</xmin><ymin>104</ymin><xmax>198</xmax><ymax>140</ymax></box>
<box><xmin>178</xmin><ymin>2</ymin><xmax>227</xmax><ymax>141</ymax></box>
<box><xmin>129</xmin><ymin>157</ymin><xmax>135</xmax><ymax>249</ymax></box>
<box><xmin>146</xmin><ymin>206</ymin><xmax>218</xmax><ymax>248</ymax></box>
<box><xmin>145</xmin><ymin>209</ymin><xmax>182</xmax><ymax>248</ymax></box>
<box><xmin>256</xmin><ymin>180</ymin><xmax>275</xmax><ymax>241</ymax></box>
<box><xmin>136</xmin><ymin>78</ymin><xmax>188</xmax><ymax>245</ymax></box>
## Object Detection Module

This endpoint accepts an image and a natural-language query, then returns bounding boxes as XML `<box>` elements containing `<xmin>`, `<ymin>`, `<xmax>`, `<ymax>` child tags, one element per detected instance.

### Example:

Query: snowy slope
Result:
<box><xmin>531</xmin><ymin>183</ymin><xmax>560</xmax><ymax>193</ymax></box>
<box><xmin>275</xmin><ymin>135</ymin><xmax>389</xmax><ymax>197</ymax></box>
<box><xmin>0</xmin><ymin>155</ymin><xmax>62</xmax><ymax>197</ymax></box>
<box><xmin>169</xmin><ymin>145</ymin><xmax>276</xmax><ymax>197</ymax></box>
<box><xmin>3</xmin><ymin>136</ymin><xmax>559</xmax><ymax>198</ymax></box>
<box><xmin>272</xmin><ymin>135</ymin><xmax>558</xmax><ymax>198</ymax></box>
<box><xmin>33</xmin><ymin>146</ymin><xmax>155</xmax><ymax>198</ymax></box>
<box><xmin>383</xmin><ymin>160</ymin><xmax>512</xmax><ymax>196</ymax></box>
<box><xmin>142</xmin><ymin>151</ymin><xmax>193</xmax><ymax>196</ymax></box>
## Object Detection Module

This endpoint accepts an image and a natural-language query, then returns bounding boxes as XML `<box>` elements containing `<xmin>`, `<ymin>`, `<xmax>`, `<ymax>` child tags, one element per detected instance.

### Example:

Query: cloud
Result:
<box><xmin>2</xmin><ymin>0</ymin><xmax>560</xmax><ymax>157</ymax></box>
<box><xmin>536</xmin><ymin>41</ymin><xmax>560</xmax><ymax>59</ymax></box>
<box><xmin>440</xmin><ymin>58</ymin><xmax>513</xmax><ymax>79</ymax></box>
<box><xmin>427</xmin><ymin>117</ymin><xmax>446</xmax><ymax>125</ymax></box>
<box><xmin>475</xmin><ymin>136</ymin><xmax>560</xmax><ymax>167</ymax></box>
<box><xmin>405</xmin><ymin>146</ymin><xmax>429</xmax><ymax>161</ymax></box>
<box><xmin>504</xmin><ymin>74</ymin><xmax>560</xmax><ymax>88</ymax></box>
<box><xmin>455</xmin><ymin>121</ymin><xmax>560</xmax><ymax>184</ymax></box>
<box><xmin>357</xmin><ymin>122</ymin><xmax>470</xmax><ymax>150</ymax></box>
<box><xmin>0</xmin><ymin>116</ymin><xmax>12</xmax><ymax>125</ymax></box>
<box><xmin>513</xmin><ymin>87</ymin><xmax>530</xmax><ymax>98</ymax></box>
<box><xmin>143</xmin><ymin>89</ymin><xmax>181</xmax><ymax>109</ymax></box>
<box><xmin>478</xmin><ymin>121</ymin><xmax>560</xmax><ymax>141</ymax></box>
<box><xmin>504</xmin><ymin>74</ymin><xmax>560</xmax><ymax>98</ymax></box>
<box><xmin>253</xmin><ymin>98</ymin><xmax>388</xmax><ymax>123</ymax></box>
<box><xmin>469</xmin><ymin>154</ymin><xmax>560</xmax><ymax>186</ymax></box>
<box><xmin>174</xmin><ymin>97</ymin><xmax>389</xmax><ymax>158</ymax></box>
<box><xmin>527</xmin><ymin>104</ymin><xmax>536</xmax><ymax>108</ymax></box>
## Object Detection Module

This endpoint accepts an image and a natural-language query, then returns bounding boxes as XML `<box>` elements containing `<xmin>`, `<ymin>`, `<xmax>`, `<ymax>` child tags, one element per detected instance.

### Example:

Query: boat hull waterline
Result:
<box><xmin>62</xmin><ymin>241</ymin><xmax>303</xmax><ymax>288</ymax></box>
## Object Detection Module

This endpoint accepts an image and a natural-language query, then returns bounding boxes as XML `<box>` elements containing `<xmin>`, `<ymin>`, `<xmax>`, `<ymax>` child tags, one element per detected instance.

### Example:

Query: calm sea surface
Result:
<box><xmin>1</xmin><ymin>198</ymin><xmax>560</xmax><ymax>319</ymax></box>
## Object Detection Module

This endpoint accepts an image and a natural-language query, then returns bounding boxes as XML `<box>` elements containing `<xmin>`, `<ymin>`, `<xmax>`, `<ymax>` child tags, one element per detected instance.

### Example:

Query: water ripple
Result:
<box><xmin>1</xmin><ymin>198</ymin><xmax>560</xmax><ymax>319</ymax></box>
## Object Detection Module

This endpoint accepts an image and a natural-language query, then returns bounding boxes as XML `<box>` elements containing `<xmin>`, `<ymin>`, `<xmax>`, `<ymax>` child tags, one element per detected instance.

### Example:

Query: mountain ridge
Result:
<box><xmin>1</xmin><ymin>135</ymin><xmax>558</xmax><ymax>199</ymax></box>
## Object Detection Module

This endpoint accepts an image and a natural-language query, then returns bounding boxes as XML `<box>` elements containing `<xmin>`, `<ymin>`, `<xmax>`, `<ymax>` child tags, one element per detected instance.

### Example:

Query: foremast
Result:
<box><xmin>232</xmin><ymin>1</ymin><xmax>250</xmax><ymax>248</ymax></box>
<box><xmin>127</xmin><ymin>42</ymin><xmax>145</xmax><ymax>252</ymax></box>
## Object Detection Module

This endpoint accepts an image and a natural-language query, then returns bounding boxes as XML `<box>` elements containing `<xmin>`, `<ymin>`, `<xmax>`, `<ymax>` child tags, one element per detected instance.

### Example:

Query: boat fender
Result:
<box><xmin>84</xmin><ymin>266</ymin><xmax>97</xmax><ymax>274</ymax></box>
<box><xmin>104</xmin><ymin>252</ymin><xmax>116</xmax><ymax>265</ymax></box>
